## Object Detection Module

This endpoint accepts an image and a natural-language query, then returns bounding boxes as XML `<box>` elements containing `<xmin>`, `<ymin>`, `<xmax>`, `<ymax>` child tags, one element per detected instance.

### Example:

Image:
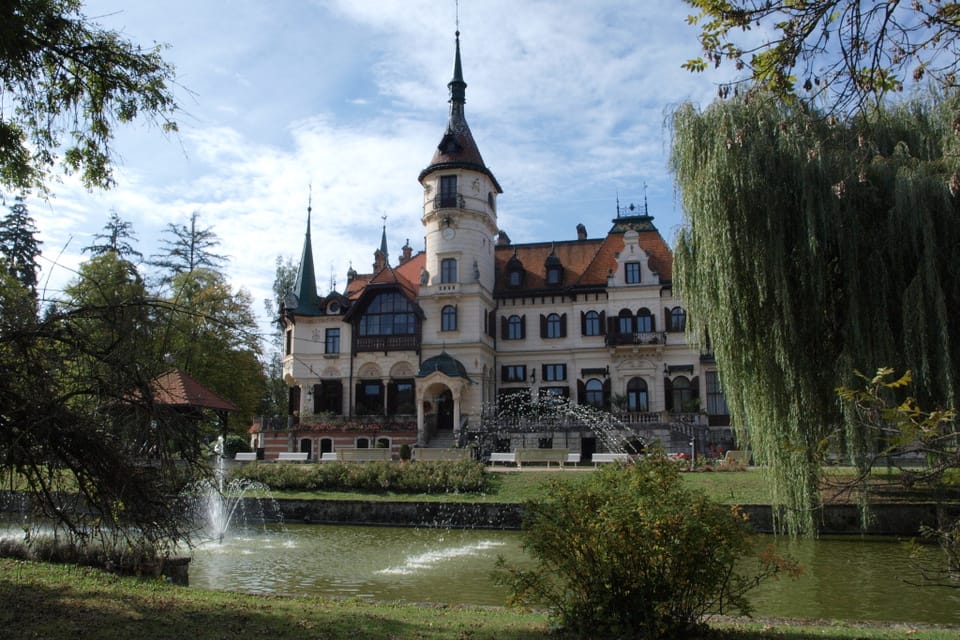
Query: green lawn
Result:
<box><xmin>1</xmin><ymin>559</ymin><xmax>957</xmax><ymax>640</ymax></box>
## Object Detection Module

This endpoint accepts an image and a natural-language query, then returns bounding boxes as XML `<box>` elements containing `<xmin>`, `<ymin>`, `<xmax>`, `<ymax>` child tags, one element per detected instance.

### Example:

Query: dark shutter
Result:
<box><xmin>580</xmin><ymin>310</ymin><xmax>586</xmax><ymax>335</ymax></box>
<box><xmin>313</xmin><ymin>383</ymin><xmax>323</xmax><ymax>414</ymax></box>
<box><xmin>520</xmin><ymin>315</ymin><xmax>526</xmax><ymax>339</ymax></box>
<box><xmin>602</xmin><ymin>378</ymin><xmax>611</xmax><ymax>409</ymax></box>
<box><xmin>599</xmin><ymin>310</ymin><xmax>607</xmax><ymax>335</ymax></box>
<box><xmin>560</xmin><ymin>313</ymin><xmax>567</xmax><ymax>338</ymax></box>
<box><xmin>664</xmin><ymin>377</ymin><xmax>674</xmax><ymax>411</ymax></box>
<box><xmin>501</xmin><ymin>365</ymin><xmax>509</xmax><ymax>382</ymax></box>
<box><xmin>539</xmin><ymin>314</ymin><xmax>547</xmax><ymax>338</ymax></box>
<box><xmin>501</xmin><ymin>315</ymin><xmax>508</xmax><ymax>339</ymax></box>
<box><xmin>577</xmin><ymin>379</ymin><xmax>586</xmax><ymax>404</ymax></box>
<box><xmin>607</xmin><ymin>315</ymin><xmax>617</xmax><ymax>335</ymax></box>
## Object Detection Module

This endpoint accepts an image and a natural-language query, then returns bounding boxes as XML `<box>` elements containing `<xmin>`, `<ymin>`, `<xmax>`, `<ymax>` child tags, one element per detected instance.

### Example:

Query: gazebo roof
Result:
<box><xmin>151</xmin><ymin>369</ymin><xmax>239</xmax><ymax>412</ymax></box>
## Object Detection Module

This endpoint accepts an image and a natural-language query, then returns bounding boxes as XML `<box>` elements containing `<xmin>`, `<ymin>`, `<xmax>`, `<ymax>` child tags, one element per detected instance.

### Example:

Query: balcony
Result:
<box><xmin>605</xmin><ymin>331</ymin><xmax>667</xmax><ymax>347</ymax></box>
<box><xmin>434</xmin><ymin>193</ymin><xmax>465</xmax><ymax>209</ymax></box>
<box><xmin>354</xmin><ymin>334</ymin><xmax>420</xmax><ymax>353</ymax></box>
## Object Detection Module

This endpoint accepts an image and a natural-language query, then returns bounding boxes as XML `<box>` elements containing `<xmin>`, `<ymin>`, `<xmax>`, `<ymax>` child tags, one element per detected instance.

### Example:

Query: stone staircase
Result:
<box><xmin>425</xmin><ymin>432</ymin><xmax>456</xmax><ymax>448</ymax></box>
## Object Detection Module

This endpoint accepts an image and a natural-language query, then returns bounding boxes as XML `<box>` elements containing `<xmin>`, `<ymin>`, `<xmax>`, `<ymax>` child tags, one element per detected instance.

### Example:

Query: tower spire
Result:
<box><xmin>291</xmin><ymin>193</ymin><xmax>320</xmax><ymax>314</ymax></box>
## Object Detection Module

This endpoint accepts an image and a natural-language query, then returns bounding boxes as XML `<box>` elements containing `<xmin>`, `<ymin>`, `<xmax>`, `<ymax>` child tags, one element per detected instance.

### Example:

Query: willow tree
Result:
<box><xmin>671</xmin><ymin>91</ymin><xmax>960</xmax><ymax>534</ymax></box>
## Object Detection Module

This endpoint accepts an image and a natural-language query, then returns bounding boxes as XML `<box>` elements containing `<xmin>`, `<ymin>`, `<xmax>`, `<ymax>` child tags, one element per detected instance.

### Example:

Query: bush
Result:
<box><xmin>496</xmin><ymin>454</ymin><xmax>798</xmax><ymax>639</ymax></box>
<box><xmin>230</xmin><ymin>460</ymin><xmax>491</xmax><ymax>494</ymax></box>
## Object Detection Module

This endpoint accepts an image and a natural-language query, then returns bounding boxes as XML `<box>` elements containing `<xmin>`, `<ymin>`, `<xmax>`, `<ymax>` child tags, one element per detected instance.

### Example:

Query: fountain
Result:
<box><xmin>466</xmin><ymin>394</ymin><xmax>644</xmax><ymax>460</ymax></box>
<box><xmin>191</xmin><ymin>437</ymin><xmax>280</xmax><ymax>544</ymax></box>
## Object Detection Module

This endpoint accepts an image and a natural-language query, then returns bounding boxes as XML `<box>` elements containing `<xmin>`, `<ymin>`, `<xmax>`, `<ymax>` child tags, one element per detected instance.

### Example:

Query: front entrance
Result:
<box><xmin>436</xmin><ymin>389</ymin><xmax>454</xmax><ymax>431</ymax></box>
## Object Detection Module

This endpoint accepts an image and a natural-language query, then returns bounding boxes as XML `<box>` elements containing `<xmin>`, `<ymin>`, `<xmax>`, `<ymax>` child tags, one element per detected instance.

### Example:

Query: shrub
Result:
<box><xmin>496</xmin><ymin>453</ymin><xmax>798</xmax><ymax>639</ymax></box>
<box><xmin>229</xmin><ymin>460</ymin><xmax>491</xmax><ymax>494</ymax></box>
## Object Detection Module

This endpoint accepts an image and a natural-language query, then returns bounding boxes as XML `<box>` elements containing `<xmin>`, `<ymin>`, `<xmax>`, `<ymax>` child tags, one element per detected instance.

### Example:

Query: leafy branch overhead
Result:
<box><xmin>683</xmin><ymin>1</ymin><xmax>960</xmax><ymax>113</ymax></box>
<box><xmin>1</xmin><ymin>0</ymin><xmax>178</xmax><ymax>193</ymax></box>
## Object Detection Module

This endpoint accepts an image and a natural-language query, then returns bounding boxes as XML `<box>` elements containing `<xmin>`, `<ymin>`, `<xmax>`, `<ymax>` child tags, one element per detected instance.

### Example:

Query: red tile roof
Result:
<box><xmin>151</xmin><ymin>369</ymin><xmax>239</xmax><ymax>412</ymax></box>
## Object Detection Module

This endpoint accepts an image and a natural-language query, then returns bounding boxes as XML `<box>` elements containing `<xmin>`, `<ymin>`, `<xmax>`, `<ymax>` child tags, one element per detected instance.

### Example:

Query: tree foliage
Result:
<box><xmin>670</xmin><ymin>89</ymin><xmax>960</xmax><ymax>534</ymax></box>
<box><xmin>0</xmin><ymin>196</ymin><xmax>42</xmax><ymax>293</ymax></box>
<box><xmin>149</xmin><ymin>211</ymin><xmax>226</xmax><ymax>287</ymax></box>
<box><xmin>496</xmin><ymin>455</ymin><xmax>797</xmax><ymax>639</ymax></box>
<box><xmin>683</xmin><ymin>1</ymin><xmax>960</xmax><ymax>114</ymax></box>
<box><xmin>262</xmin><ymin>255</ymin><xmax>297</xmax><ymax>418</ymax></box>
<box><xmin>0</xmin><ymin>0</ymin><xmax>178</xmax><ymax>193</ymax></box>
<box><xmin>81</xmin><ymin>210</ymin><xmax>143</xmax><ymax>261</ymax></box>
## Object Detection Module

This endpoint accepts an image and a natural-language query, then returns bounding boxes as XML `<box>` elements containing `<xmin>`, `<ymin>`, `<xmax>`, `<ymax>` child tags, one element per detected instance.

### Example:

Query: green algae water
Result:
<box><xmin>187</xmin><ymin>524</ymin><xmax>960</xmax><ymax>625</ymax></box>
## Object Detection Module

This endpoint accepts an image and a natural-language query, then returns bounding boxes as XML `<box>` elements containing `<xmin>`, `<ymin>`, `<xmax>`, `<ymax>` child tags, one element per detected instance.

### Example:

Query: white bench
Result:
<box><xmin>336</xmin><ymin>448</ymin><xmax>392</xmax><ymax>463</ymax></box>
<box><xmin>488</xmin><ymin>452</ymin><xmax>516</xmax><ymax>465</ymax></box>
<box><xmin>567</xmin><ymin>453</ymin><xmax>581</xmax><ymax>465</ymax></box>
<box><xmin>593</xmin><ymin>453</ymin><xmax>631</xmax><ymax>464</ymax></box>
<box><xmin>412</xmin><ymin>447</ymin><xmax>471</xmax><ymax>461</ymax></box>
<box><xmin>516</xmin><ymin>448</ymin><xmax>570</xmax><ymax>469</ymax></box>
<box><xmin>319</xmin><ymin>452</ymin><xmax>338</xmax><ymax>463</ymax></box>
<box><xmin>234</xmin><ymin>452</ymin><xmax>257</xmax><ymax>462</ymax></box>
<box><xmin>277</xmin><ymin>451</ymin><xmax>309</xmax><ymax>462</ymax></box>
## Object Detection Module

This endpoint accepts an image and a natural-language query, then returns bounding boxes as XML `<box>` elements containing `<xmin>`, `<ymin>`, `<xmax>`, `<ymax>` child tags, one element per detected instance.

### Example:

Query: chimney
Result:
<box><xmin>576</xmin><ymin>223</ymin><xmax>587</xmax><ymax>240</ymax></box>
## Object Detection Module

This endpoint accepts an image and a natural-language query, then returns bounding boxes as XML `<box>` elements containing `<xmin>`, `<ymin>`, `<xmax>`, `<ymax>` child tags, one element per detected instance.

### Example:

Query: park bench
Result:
<box><xmin>319</xmin><ymin>452</ymin><xmax>339</xmax><ymax>463</ymax></box>
<box><xmin>412</xmin><ymin>447</ymin><xmax>471</xmax><ymax>461</ymax></box>
<box><xmin>277</xmin><ymin>451</ymin><xmax>309</xmax><ymax>462</ymax></box>
<box><xmin>234</xmin><ymin>452</ymin><xmax>257</xmax><ymax>462</ymax></box>
<box><xmin>592</xmin><ymin>453</ymin><xmax>631</xmax><ymax>464</ymax></box>
<box><xmin>336</xmin><ymin>448</ymin><xmax>392</xmax><ymax>463</ymax></box>
<box><xmin>566</xmin><ymin>452</ymin><xmax>581</xmax><ymax>465</ymax></box>
<box><xmin>515</xmin><ymin>448</ymin><xmax>570</xmax><ymax>469</ymax></box>
<box><xmin>488</xmin><ymin>452</ymin><xmax>516</xmax><ymax>466</ymax></box>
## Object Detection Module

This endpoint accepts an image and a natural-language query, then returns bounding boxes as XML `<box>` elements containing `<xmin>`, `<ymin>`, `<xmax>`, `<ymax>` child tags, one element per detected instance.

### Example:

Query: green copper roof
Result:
<box><xmin>291</xmin><ymin>207</ymin><xmax>322</xmax><ymax>315</ymax></box>
<box><xmin>417</xmin><ymin>352</ymin><xmax>471</xmax><ymax>380</ymax></box>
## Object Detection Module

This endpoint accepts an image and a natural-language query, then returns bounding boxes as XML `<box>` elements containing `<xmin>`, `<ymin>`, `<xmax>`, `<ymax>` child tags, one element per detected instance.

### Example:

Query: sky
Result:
<box><xmin>23</xmin><ymin>0</ymin><xmax>736</xmax><ymax>342</ymax></box>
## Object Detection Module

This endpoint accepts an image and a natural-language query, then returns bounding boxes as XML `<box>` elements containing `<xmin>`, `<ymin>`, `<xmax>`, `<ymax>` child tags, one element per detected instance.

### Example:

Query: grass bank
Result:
<box><xmin>255</xmin><ymin>465</ymin><xmax>951</xmax><ymax>505</ymax></box>
<box><xmin>1</xmin><ymin>558</ymin><xmax>957</xmax><ymax>640</ymax></box>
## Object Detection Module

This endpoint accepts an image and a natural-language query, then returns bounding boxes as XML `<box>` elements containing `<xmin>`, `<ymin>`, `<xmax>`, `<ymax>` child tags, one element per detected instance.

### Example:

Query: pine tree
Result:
<box><xmin>0</xmin><ymin>196</ymin><xmax>42</xmax><ymax>294</ymax></box>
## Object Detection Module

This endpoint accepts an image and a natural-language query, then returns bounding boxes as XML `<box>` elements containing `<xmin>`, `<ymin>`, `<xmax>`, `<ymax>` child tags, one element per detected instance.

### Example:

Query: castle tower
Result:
<box><xmin>418</xmin><ymin>31</ymin><xmax>501</xmax><ymax>294</ymax></box>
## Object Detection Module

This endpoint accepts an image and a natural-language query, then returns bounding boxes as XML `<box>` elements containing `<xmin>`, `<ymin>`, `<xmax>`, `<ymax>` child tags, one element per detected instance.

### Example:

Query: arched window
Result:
<box><xmin>583</xmin><ymin>310</ymin><xmax>600</xmax><ymax>336</ymax></box>
<box><xmin>585</xmin><ymin>378</ymin><xmax>605</xmax><ymax>408</ymax></box>
<box><xmin>627</xmin><ymin>378</ymin><xmax>649</xmax><ymax>412</ymax></box>
<box><xmin>508</xmin><ymin>270</ymin><xmax>522</xmax><ymax>287</ymax></box>
<box><xmin>618</xmin><ymin>308</ymin><xmax>634</xmax><ymax>334</ymax></box>
<box><xmin>671</xmin><ymin>376</ymin><xmax>696</xmax><ymax>413</ymax></box>
<box><xmin>356</xmin><ymin>437</ymin><xmax>370</xmax><ymax>449</ymax></box>
<box><xmin>636</xmin><ymin>308</ymin><xmax>654</xmax><ymax>333</ymax></box>
<box><xmin>546</xmin><ymin>266</ymin><xmax>562</xmax><ymax>285</ymax></box>
<box><xmin>670</xmin><ymin>306</ymin><xmax>687</xmax><ymax>332</ymax></box>
<box><xmin>507</xmin><ymin>315</ymin><xmax>523</xmax><ymax>340</ymax></box>
<box><xmin>546</xmin><ymin>313</ymin><xmax>562</xmax><ymax>338</ymax></box>
<box><xmin>441</xmin><ymin>305</ymin><xmax>457</xmax><ymax>331</ymax></box>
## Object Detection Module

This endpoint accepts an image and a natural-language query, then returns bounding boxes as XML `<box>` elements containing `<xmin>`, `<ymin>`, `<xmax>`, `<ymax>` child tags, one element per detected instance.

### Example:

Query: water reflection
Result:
<box><xmin>187</xmin><ymin>525</ymin><xmax>960</xmax><ymax>625</ymax></box>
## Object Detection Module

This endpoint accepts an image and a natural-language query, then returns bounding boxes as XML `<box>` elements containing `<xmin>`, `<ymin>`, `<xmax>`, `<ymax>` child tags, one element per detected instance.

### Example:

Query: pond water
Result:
<box><xmin>187</xmin><ymin>524</ymin><xmax>960</xmax><ymax>625</ymax></box>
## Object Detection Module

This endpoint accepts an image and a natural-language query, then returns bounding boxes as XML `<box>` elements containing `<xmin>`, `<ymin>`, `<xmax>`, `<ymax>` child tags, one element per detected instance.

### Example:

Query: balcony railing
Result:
<box><xmin>605</xmin><ymin>331</ymin><xmax>667</xmax><ymax>347</ymax></box>
<box><xmin>354</xmin><ymin>334</ymin><xmax>420</xmax><ymax>353</ymax></box>
<box><xmin>434</xmin><ymin>194</ymin><xmax>465</xmax><ymax>209</ymax></box>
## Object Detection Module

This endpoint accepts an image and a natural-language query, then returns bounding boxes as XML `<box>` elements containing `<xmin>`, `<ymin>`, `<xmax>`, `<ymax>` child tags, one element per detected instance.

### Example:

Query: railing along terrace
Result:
<box><xmin>354</xmin><ymin>334</ymin><xmax>420</xmax><ymax>353</ymax></box>
<box><xmin>605</xmin><ymin>331</ymin><xmax>668</xmax><ymax>347</ymax></box>
<box><xmin>433</xmin><ymin>193</ymin><xmax>465</xmax><ymax>209</ymax></box>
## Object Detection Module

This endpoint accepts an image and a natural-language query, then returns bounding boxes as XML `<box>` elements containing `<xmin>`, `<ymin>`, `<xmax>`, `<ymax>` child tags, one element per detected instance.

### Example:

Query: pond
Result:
<box><xmin>188</xmin><ymin>524</ymin><xmax>960</xmax><ymax>625</ymax></box>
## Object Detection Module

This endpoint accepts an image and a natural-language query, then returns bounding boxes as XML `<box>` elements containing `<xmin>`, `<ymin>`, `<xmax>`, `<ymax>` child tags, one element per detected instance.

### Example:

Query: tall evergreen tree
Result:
<box><xmin>0</xmin><ymin>196</ymin><xmax>42</xmax><ymax>294</ymax></box>
<box><xmin>670</xmin><ymin>90</ymin><xmax>960</xmax><ymax>534</ymax></box>
<box><xmin>82</xmin><ymin>210</ymin><xmax>143</xmax><ymax>261</ymax></box>
<box><xmin>149</xmin><ymin>210</ymin><xmax>226</xmax><ymax>286</ymax></box>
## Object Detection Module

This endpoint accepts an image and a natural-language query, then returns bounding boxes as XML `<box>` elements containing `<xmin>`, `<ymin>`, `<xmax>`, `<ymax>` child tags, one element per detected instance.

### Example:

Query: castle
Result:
<box><xmin>253</xmin><ymin>33</ymin><xmax>732</xmax><ymax>462</ymax></box>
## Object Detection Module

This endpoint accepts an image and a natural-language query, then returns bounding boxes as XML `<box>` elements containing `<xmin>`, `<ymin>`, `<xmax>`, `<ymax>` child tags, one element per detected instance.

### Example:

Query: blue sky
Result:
<box><xmin>25</xmin><ymin>0</ymin><xmax>734</xmax><ymax>339</ymax></box>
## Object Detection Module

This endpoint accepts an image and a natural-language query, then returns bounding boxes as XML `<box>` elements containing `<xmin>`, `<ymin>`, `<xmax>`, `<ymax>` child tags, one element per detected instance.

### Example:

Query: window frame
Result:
<box><xmin>324</xmin><ymin>327</ymin><xmax>340</xmax><ymax>354</ymax></box>
<box><xmin>625</xmin><ymin>262</ymin><xmax>641</xmax><ymax>284</ymax></box>
<box><xmin>545</xmin><ymin>313</ymin><xmax>562</xmax><ymax>339</ymax></box>
<box><xmin>507</xmin><ymin>315</ymin><xmax>523</xmax><ymax>340</ymax></box>
<box><xmin>440</xmin><ymin>175</ymin><xmax>458</xmax><ymax>208</ymax></box>
<box><xmin>440</xmin><ymin>257</ymin><xmax>457</xmax><ymax>284</ymax></box>
<box><xmin>441</xmin><ymin>304</ymin><xmax>457</xmax><ymax>331</ymax></box>
<box><xmin>584</xmin><ymin>310</ymin><xmax>600</xmax><ymax>336</ymax></box>
<box><xmin>543</xmin><ymin>363</ymin><xmax>566</xmax><ymax>382</ymax></box>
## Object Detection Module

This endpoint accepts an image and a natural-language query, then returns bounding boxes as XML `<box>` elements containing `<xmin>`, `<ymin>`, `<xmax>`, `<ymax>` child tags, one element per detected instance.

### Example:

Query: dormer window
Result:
<box><xmin>625</xmin><ymin>262</ymin><xmax>641</xmax><ymax>284</ymax></box>
<box><xmin>546</xmin><ymin>266</ymin><xmax>562</xmax><ymax>285</ymax></box>
<box><xmin>506</xmin><ymin>252</ymin><xmax>525</xmax><ymax>288</ymax></box>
